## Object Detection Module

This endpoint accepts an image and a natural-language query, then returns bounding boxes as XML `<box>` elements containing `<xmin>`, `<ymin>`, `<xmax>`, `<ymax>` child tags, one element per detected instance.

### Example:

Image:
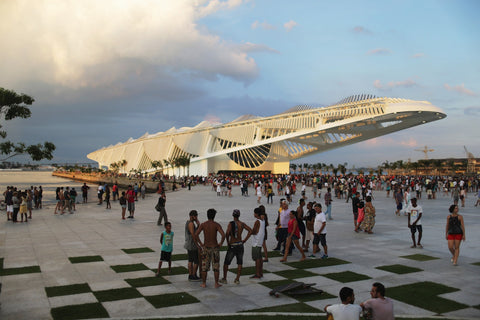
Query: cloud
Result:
<box><xmin>412</xmin><ymin>53</ymin><xmax>425</xmax><ymax>58</ymax></box>
<box><xmin>464</xmin><ymin>106</ymin><xmax>480</xmax><ymax>116</ymax></box>
<box><xmin>352</xmin><ymin>26</ymin><xmax>371</xmax><ymax>34</ymax></box>
<box><xmin>251</xmin><ymin>20</ymin><xmax>276</xmax><ymax>30</ymax></box>
<box><xmin>284</xmin><ymin>20</ymin><xmax>298</xmax><ymax>32</ymax></box>
<box><xmin>444</xmin><ymin>83</ymin><xmax>476</xmax><ymax>96</ymax></box>
<box><xmin>195</xmin><ymin>0</ymin><xmax>245</xmax><ymax>18</ymax></box>
<box><xmin>239</xmin><ymin>42</ymin><xmax>279</xmax><ymax>54</ymax></box>
<box><xmin>364</xmin><ymin>137</ymin><xmax>417</xmax><ymax>148</ymax></box>
<box><xmin>373</xmin><ymin>79</ymin><xmax>418</xmax><ymax>90</ymax></box>
<box><xmin>367</xmin><ymin>48</ymin><xmax>391</xmax><ymax>55</ymax></box>
<box><xmin>0</xmin><ymin>0</ymin><xmax>258</xmax><ymax>89</ymax></box>
<box><xmin>400</xmin><ymin>137</ymin><xmax>418</xmax><ymax>147</ymax></box>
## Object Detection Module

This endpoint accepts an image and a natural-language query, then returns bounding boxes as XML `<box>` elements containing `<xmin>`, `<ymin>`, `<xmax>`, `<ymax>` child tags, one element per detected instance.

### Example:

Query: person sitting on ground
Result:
<box><xmin>324</xmin><ymin>286</ymin><xmax>362</xmax><ymax>320</ymax></box>
<box><xmin>360</xmin><ymin>282</ymin><xmax>394</xmax><ymax>320</ymax></box>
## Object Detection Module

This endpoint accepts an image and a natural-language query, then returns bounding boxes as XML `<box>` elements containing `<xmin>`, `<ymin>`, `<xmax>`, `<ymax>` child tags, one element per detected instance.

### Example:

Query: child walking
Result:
<box><xmin>156</xmin><ymin>222</ymin><xmax>173</xmax><ymax>276</ymax></box>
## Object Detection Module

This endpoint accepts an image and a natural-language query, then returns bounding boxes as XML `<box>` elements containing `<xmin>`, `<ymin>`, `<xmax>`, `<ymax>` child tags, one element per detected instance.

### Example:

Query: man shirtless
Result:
<box><xmin>220</xmin><ymin>209</ymin><xmax>253</xmax><ymax>285</ymax></box>
<box><xmin>195</xmin><ymin>208</ymin><xmax>226</xmax><ymax>288</ymax></box>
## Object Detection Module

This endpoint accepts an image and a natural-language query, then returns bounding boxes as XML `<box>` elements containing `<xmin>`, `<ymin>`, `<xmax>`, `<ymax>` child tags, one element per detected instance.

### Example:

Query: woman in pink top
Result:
<box><xmin>280</xmin><ymin>210</ymin><xmax>306</xmax><ymax>262</ymax></box>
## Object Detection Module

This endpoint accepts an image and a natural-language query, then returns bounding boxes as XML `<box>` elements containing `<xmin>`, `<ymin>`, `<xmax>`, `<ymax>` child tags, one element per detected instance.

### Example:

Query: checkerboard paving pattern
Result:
<box><xmin>1</xmin><ymin>248</ymin><xmax>478</xmax><ymax>319</ymax></box>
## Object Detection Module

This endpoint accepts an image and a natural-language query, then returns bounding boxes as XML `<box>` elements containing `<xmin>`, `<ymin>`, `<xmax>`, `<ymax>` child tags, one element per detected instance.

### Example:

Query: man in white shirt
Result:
<box><xmin>407</xmin><ymin>197</ymin><xmax>423</xmax><ymax>248</ymax></box>
<box><xmin>361</xmin><ymin>282</ymin><xmax>394</xmax><ymax>320</ymax></box>
<box><xmin>312</xmin><ymin>203</ymin><xmax>328</xmax><ymax>259</ymax></box>
<box><xmin>324</xmin><ymin>287</ymin><xmax>362</xmax><ymax>320</ymax></box>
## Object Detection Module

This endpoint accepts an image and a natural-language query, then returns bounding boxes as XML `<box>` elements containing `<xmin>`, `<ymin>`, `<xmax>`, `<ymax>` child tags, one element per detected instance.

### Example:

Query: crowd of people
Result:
<box><xmin>2</xmin><ymin>185</ymin><xmax>43</xmax><ymax>222</ymax></box>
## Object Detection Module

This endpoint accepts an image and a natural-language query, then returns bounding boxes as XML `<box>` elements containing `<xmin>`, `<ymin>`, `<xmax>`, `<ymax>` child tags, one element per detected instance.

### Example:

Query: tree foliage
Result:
<box><xmin>0</xmin><ymin>88</ymin><xmax>56</xmax><ymax>161</ymax></box>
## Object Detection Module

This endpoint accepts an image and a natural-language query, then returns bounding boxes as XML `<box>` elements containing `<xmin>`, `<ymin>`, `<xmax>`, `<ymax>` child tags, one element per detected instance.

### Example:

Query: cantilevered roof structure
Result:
<box><xmin>87</xmin><ymin>95</ymin><xmax>446</xmax><ymax>175</ymax></box>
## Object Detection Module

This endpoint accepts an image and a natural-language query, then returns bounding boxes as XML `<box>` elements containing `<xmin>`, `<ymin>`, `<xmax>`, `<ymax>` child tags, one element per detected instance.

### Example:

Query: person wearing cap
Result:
<box><xmin>220</xmin><ymin>209</ymin><xmax>253</xmax><ymax>285</ymax></box>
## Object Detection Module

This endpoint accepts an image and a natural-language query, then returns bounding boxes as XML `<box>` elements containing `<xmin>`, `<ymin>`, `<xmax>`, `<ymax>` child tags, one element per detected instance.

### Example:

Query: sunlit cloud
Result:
<box><xmin>251</xmin><ymin>20</ymin><xmax>276</xmax><ymax>30</ymax></box>
<box><xmin>284</xmin><ymin>20</ymin><xmax>298</xmax><ymax>32</ymax></box>
<box><xmin>444</xmin><ymin>83</ymin><xmax>476</xmax><ymax>96</ymax></box>
<box><xmin>0</xmin><ymin>0</ymin><xmax>258</xmax><ymax>89</ymax></box>
<box><xmin>373</xmin><ymin>79</ymin><xmax>417</xmax><ymax>90</ymax></box>
<box><xmin>364</xmin><ymin>137</ymin><xmax>417</xmax><ymax>148</ymax></box>
<box><xmin>196</xmin><ymin>0</ymin><xmax>245</xmax><ymax>18</ymax></box>
<box><xmin>203</xmin><ymin>114</ymin><xmax>222</xmax><ymax>124</ymax></box>
<box><xmin>352</xmin><ymin>26</ymin><xmax>371</xmax><ymax>34</ymax></box>
<box><xmin>367</xmin><ymin>48</ymin><xmax>391</xmax><ymax>55</ymax></box>
<box><xmin>400</xmin><ymin>138</ymin><xmax>418</xmax><ymax>147</ymax></box>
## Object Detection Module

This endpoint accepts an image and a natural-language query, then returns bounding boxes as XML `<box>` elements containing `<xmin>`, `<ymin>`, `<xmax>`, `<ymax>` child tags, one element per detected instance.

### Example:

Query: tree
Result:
<box><xmin>151</xmin><ymin>160</ymin><xmax>163</xmax><ymax>173</ymax></box>
<box><xmin>290</xmin><ymin>163</ymin><xmax>297</xmax><ymax>173</ymax></box>
<box><xmin>0</xmin><ymin>88</ymin><xmax>56</xmax><ymax>161</ymax></box>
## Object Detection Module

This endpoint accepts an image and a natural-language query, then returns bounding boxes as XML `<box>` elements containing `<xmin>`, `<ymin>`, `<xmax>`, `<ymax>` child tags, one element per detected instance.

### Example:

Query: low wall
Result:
<box><xmin>52</xmin><ymin>172</ymin><xmax>172</xmax><ymax>193</ymax></box>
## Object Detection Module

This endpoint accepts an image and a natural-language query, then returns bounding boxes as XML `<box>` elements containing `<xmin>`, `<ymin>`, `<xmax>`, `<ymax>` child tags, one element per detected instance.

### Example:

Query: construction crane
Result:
<box><xmin>415</xmin><ymin>145</ymin><xmax>434</xmax><ymax>159</ymax></box>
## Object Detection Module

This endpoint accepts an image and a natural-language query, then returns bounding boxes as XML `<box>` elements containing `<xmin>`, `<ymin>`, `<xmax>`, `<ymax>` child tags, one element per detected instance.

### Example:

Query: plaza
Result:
<box><xmin>0</xmin><ymin>183</ymin><xmax>479</xmax><ymax>319</ymax></box>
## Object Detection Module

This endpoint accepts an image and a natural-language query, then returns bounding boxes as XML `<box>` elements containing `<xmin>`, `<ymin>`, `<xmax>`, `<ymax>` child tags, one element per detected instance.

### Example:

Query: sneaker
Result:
<box><xmin>188</xmin><ymin>275</ymin><xmax>194</xmax><ymax>281</ymax></box>
<box><xmin>272</xmin><ymin>247</ymin><xmax>280</xmax><ymax>251</ymax></box>
<box><xmin>308</xmin><ymin>254</ymin><xmax>316</xmax><ymax>258</ymax></box>
<box><xmin>219</xmin><ymin>278</ymin><xmax>227</xmax><ymax>284</ymax></box>
<box><xmin>250</xmin><ymin>275</ymin><xmax>261</xmax><ymax>279</ymax></box>
<box><xmin>321</xmin><ymin>254</ymin><xmax>328</xmax><ymax>259</ymax></box>
<box><xmin>234</xmin><ymin>279</ymin><xmax>240</xmax><ymax>285</ymax></box>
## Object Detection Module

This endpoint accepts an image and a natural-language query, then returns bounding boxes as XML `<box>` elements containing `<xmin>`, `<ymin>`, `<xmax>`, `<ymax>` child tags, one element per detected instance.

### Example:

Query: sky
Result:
<box><xmin>1</xmin><ymin>0</ymin><xmax>479</xmax><ymax>168</ymax></box>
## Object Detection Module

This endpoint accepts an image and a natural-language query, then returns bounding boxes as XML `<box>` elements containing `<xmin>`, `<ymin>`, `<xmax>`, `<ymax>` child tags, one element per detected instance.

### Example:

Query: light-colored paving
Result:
<box><xmin>1</xmin><ymin>184</ymin><xmax>479</xmax><ymax>319</ymax></box>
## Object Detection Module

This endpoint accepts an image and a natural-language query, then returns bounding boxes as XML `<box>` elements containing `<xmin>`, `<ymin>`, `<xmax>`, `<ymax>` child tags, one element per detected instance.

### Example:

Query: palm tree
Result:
<box><xmin>290</xmin><ymin>163</ymin><xmax>297</xmax><ymax>173</ymax></box>
<box><xmin>121</xmin><ymin>159</ymin><xmax>127</xmax><ymax>174</ymax></box>
<box><xmin>151</xmin><ymin>160</ymin><xmax>163</xmax><ymax>173</ymax></box>
<box><xmin>163</xmin><ymin>159</ymin><xmax>171</xmax><ymax>176</ymax></box>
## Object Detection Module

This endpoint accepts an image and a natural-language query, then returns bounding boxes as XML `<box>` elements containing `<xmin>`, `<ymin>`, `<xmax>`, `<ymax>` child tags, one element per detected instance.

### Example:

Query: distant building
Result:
<box><xmin>87</xmin><ymin>95</ymin><xmax>446</xmax><ymax>176</ymax></box>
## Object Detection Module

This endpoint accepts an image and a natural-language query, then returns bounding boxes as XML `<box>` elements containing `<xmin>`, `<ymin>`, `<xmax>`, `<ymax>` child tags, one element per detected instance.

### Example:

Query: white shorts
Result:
<box><xmin>7</xmin><ymin>205</ymin><xmax>13</xmax><ymax>212</ymax></box>
<box><xmin>305</xmin><ymin>230</ymin><xmax>314</xmax><ymax>241</ymax></box>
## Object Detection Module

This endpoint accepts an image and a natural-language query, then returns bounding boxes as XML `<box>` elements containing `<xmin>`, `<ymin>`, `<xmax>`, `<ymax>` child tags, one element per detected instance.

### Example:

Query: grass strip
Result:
<box><xmin>122</xmin><ymin>247</ymin><xmax>155</xmax><ymax>254</ymax></box>
<box><xmin>51</xmin><ymin>302</ymin><xmax>109</xmax><ymax>320</ymax></box>
<box><xmin>68</xmin><ymin>255</ymin><xmax>104</xmax><ymax>264</ymax></box>
<box><xmin>286</xmin><ymin>257</ymin><xmax>350</xmax><ymax>269</ymax></box>
<box><xmin>145</xmin><ymin>292</ymin><xmax>199</xmax><ymax>308</ymax></box>
<box><xmin>0</xmin><ymin>265</ymin><xmax>41</xmax><ymax>276</ymax></box>
<box><xmin>153</xmin><ymin>266</ymin><xmax>189</xmax><ymax>276</ymax></box>
<box><xmin>93</xmin><ymin>287</ymin><xmax>142</xmax><ymax>302</ymax></box>
<box><xmin>243</xmin><ymin>302</ymin><xmax>320</xmax><ymax>313</ymax></box>
<box><xmin>375</xmin><ymin>264</ymin><xmax>423</xmax><ymax>274</ymax></box>
<box><xmin>171</xmin><ymin>253</ymin><xmax>189</xmax><ymax>261</ymax></box>
<box><xmin>125</xmin><ymin>276</ymin><xmax>170</xmax><ymax>287</ymax></box>
<box><xmin>388</xmin><ymin>281</ymin><xmax>468</xmax><ymax>313</ymax></box>
<box><xmin>273</xmin><ymin>269</ymin><xmax>318</xmax><ymax>279</ymax></box>
<box><xmin>111</xmin><ymin>263</ymin><xmax>149</xmax><ymax>273</ymax></box>
<box><xmin>471</xmin><ymin>262</ymin><xmax>480</xmax><ymax>266</ymax></box>
<box><xmin>45</xmin><ymin>283</ymin><xmax>91</xmax><ymax>297</ymax></box>
<box><xmin>228</xmin><ymin>266</ymin><xmax>271</xmax><ymax>276</ymax></box>
<box><xmin>321</xmin><ymin>271</ymin><xmax>371</xmax><ymax>283</ymax></box>
<box><xmin>0</xmin><ymin>257</ymin><xmax>3</xmax><ymax>269</ymax></box>
<box><xmin>267</xmin><ymin>251</ymin><xmax>283</xmax><ymax>258</ymax></box>
<box><xmin>400</xmin><ymin>254</ymin><xmax>440</xmax><ymax>261</ymax></box>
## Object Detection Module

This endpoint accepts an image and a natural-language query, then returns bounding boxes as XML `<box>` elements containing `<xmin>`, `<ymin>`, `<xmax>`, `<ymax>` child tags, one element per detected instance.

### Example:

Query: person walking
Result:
<box><xmin>445</xmin><ymin>204</ymin><xmax>466</xmax><ymax>266</ymax></box>
<box><xmin>156</xmin><ymin>193</ymin><xmax>168</xmax><ymax>225</ymax></box>
<box><xmin>280</xmin><ymin>210</ymin><xmax>306</xmax><ymax>262</ymax></box>
<box><xmin>324</xmin><ymin>187</ymin><xmax>333</xmax><ymax>220</ymax></box>
<box><xmin>407</xmin><ymin>198</ymin><xmax>423</xmax><ymax>248</ymax></box>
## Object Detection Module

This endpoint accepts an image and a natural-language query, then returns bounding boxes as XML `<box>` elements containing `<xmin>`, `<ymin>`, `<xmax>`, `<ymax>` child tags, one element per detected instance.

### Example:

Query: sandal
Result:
<box><xmin>410</xmin><ymin>245</ymin><xmax>416</xmax><ymax>248</ymax></box>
